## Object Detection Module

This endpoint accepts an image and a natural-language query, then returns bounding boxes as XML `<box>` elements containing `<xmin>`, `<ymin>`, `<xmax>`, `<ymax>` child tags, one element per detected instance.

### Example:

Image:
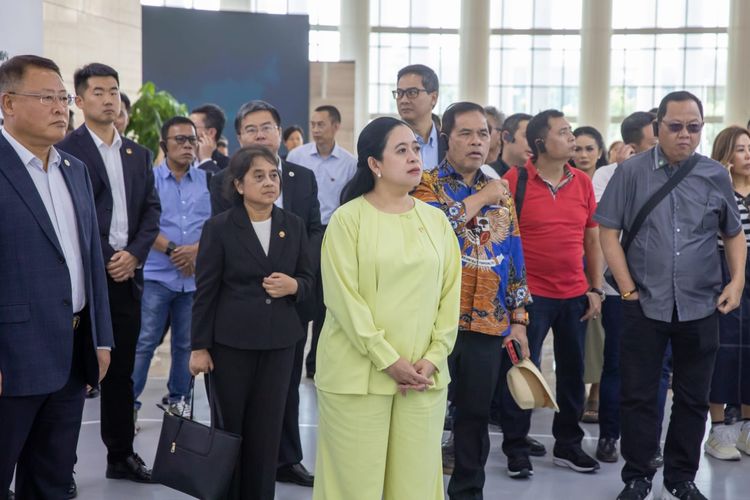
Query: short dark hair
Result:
<box><xmin>526</xmin><ymin>109</ymin><xmax>565</xmax><ymax>157</ymax></box>
<box><xmin>656</xmin><ymin>91</ymin><xmax>703</xmax><ymax>123</ymax></box>
<box><xmin>234</xmin><ymin>100</ymin><xmax>281</xmax><ymax>134</ymax></box>
<box><xmin>225</xmin><ymin>145</ymin><xmax>279</xmax><ymax>206</ymax></box>
<box><xmin>314</xmin><ymin>104</ymin><xmax>341</xmax><ymax>124</ymax></box>
<box><xmin>502</xmin><ymin>112</ymin><xmax>533</xmax><ymax>140</ymax></box>
<box><xmin>73</xmin><ymin>62</ymin><xmax>119</xmax><ymax>96</ymax></box>
<box><xmin>397</xmin><ymin>64</ymin><xmax>439</xmax><ymax>93</ymax></box>
<box><xmin>160</xmin><ymin>116</ymin><xmax>195</xmax><ymax>141</ymax></box>
<box><xmin>484</xmin><ymin>106</ymin><xmax>505</xmax><ymax>127</ymax></box>
<box><xmin>441</xmin><ymin>101</ymin><xmax>486</xmax><ymax>138</ymax></box>
<box><xmin>120</xmin><ymin>92</ymin><xmax>131</xmax><ymax>112</ymax></box>
<box><xmin>0</xmin><ymin>55</ymin><xmax>62</xmax><ymax>94</ymax></box>
<box><xmin>620</xmin><ymin>111</ymin><xmax>654</xmax><ymax>145</ymax></box>
<box><xmin>282</xmin><ymin>125</ymin><xmax>303</xmax><ymax>142</ymax></box>
<box><xmin>191</xmin><ymin>103</ymin><xmax>226</xmax><ymax>141</ymax></box>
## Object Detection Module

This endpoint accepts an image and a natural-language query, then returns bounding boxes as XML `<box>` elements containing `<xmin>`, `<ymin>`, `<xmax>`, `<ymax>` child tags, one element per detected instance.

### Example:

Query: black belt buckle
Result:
<box><xmin>73</xmin><ymin>314</ymin><xmax>81</xmax><ymax>331</ymax></box>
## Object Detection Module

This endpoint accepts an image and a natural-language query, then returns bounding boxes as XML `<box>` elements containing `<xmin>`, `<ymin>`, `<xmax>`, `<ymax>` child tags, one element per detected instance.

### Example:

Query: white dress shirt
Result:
<box><xmin>87</xmin><ymin>126</ymin><xmax>129</xmax><ymax>251</ymax></box>
<box><xmin>2</xmin><ymin>127</ymin><xmax>86</xmax><ymax>312</ymax></box>
<box><xmin>275</xmin><ymin>157</ymin><xmax>285</xmax><ymax>209</ymax></box>
<box><xmin>286</xmin><ymin>141</ymin><xmax>357</xmax><ymax>225</ymax></box>
<box><xmin>592</xmin><ymin>162</ymin><xmax>619</xmax><ymax>296</ymax></box>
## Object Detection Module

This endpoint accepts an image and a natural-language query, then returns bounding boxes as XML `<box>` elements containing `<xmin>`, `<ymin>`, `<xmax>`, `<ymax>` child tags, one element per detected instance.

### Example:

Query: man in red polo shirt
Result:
<box><xmin>503</xmin><ymin>109</ymin><xmax>604</xmax><ymax>474</ymax></box>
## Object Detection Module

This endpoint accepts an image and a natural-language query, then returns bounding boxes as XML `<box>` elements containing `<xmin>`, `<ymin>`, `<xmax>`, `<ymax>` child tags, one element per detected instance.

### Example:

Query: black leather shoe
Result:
<box><xmin>527</xmin><ymin>436</ymin><xmax>547</xmax><ymax>457</ymax></box>
<box><xmin>276</xmin><ymin>463</ymin><xmax>314</xmax><ymax>487</ymax></box>
<box><xmin>596</xmin><ymin>437</ymin><xmax>619</xmax><ymax>463</ymax></box>
<box><xmin>649</xmin><ymin>446</ymin><xmax>664</xmax><ymax>469</ymax></box>
<box><xmin>85</xmin><ymin>386</ymin><xmax>100</xmax><ymax>399</ymax></box>
<box><xmin>106</xmin><ymin>453</ymin><xmax>154</xmax><ymax>483</ymax></box>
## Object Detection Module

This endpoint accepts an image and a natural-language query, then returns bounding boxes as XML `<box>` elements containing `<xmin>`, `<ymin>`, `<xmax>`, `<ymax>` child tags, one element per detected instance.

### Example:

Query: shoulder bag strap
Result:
<box><xmin>621</xmin><ymin>153</ymin><xmax>701</xmax><ymax>254</ymax></box>
<box><xmin>514</xmin><ymin>165</ymin><xmax>528</xmax><ymax>222</ymax></box>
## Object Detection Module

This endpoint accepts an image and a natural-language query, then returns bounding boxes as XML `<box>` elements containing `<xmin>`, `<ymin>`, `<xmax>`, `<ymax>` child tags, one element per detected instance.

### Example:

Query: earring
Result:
<box><xmin>377</xmin><ymin>171</ymin><xmax>382</xmax><ymax>178</ymax></box>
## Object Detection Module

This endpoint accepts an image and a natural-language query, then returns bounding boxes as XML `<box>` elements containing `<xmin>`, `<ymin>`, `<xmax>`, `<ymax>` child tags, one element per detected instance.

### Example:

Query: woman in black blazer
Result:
<box><xmin>189</xmin><ymin>145</ymin><xmax>314</xmax><ymax>500</ymax></box>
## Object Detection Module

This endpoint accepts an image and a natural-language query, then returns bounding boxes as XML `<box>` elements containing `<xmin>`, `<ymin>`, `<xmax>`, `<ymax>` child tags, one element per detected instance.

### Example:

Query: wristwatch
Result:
<box><xmin>165</xmin><ymin>241</ymin><xmax>177</xmax><ymax>256</ymax></box>
<box><xmin>510</xmin><ymin>310</ymin><xmax>529</xmax><ymax>326</ymax></box>
<box><xmin>589</xmin><ymin>287</ymin><xmax>606</xmax><ymax>302</ymax></box>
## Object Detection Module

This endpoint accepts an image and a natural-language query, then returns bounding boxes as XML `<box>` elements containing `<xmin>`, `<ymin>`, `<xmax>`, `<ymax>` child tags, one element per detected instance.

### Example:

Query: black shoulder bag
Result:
<box><xmin>604</xmin><ymin>154</ymin><xmax>701</xmax><ymax>292</ymax></box>
<box><xmin>152</xmin><ymin>373</ymin><xmax>242</xmax><ymax>500</ymax></box>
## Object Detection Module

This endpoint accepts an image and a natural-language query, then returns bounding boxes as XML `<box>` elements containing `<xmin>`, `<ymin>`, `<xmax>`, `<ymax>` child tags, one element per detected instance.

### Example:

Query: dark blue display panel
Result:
<box><xmin>142</xmin><ymin>6</ymin><xmax>309</xmax><ymax>152</ymax></box>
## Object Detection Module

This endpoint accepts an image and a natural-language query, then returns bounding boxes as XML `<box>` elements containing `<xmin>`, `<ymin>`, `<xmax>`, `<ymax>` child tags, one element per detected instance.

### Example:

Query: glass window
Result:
<box><xmin>309</xmin><ymin>30</ymin><xmax>340</xmax><ymax>62</ymax></box>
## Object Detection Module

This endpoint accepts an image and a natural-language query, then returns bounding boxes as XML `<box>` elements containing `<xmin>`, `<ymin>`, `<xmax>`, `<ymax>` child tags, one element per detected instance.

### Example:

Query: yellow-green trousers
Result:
<box><xmin>313</xmin><ymin>387</ymin><xmax>448</xmax><ymax>500</ymax></box>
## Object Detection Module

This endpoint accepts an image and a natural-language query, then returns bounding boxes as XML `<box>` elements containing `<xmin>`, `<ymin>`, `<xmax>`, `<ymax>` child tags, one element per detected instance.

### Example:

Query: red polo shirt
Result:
<box><xmin>503</xmin><ymin>159</ymin><xmax>597</xmax><ymax>299</ymax></box>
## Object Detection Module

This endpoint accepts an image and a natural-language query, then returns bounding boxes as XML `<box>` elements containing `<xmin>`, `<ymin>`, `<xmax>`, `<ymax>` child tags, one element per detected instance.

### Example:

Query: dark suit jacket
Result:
<box><xmin>209</xmin><ymin>159</ymin><xmax>324</xmax><ymax>321</ymax></box>
<box><xmin>0</xmin><ymin>133</ymin><xmax>114</xmax><ymax>396</ymax></box>
<box><xmin>191</xmin><ymin>206</ymin><xmax>315</xmax><ymax>351</ymax></box>
<box><xmin>57</xmin><ymin>126</ymin><xmax>161</xmax><ymax>294</ymax></box>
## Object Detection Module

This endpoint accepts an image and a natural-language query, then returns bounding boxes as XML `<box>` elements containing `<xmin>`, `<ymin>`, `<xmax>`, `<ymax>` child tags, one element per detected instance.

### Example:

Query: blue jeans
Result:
<box><xmin>132</xmin><ymin>280</ymin><xmax>194</xmax><ymax>409</ymax></box>
<box><xmin>526</xmin><ymin>294</ymin><xmax>588</xmax><ymax>449</ymax></box>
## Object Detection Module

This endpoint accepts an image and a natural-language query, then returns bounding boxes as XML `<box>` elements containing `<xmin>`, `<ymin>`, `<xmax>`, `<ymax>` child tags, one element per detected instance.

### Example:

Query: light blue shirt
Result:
<box><xmin>286</xmin><ymin>141</ymin><xmax>357</xmax><ymax>225</ymax></box>
<box><xmin>1</xmin><ymin>127</ymin><xmax>86</xmax><ymax>312</ymax></box>
<box><xmin>144</xmin><ymin>161</ymin><xmax>211</xmax><ymax>292</ymax></box>
<box><xmin>417</xmin><ymin>123</ymin><xmax>439</xmax><ymax>171</ymax></box>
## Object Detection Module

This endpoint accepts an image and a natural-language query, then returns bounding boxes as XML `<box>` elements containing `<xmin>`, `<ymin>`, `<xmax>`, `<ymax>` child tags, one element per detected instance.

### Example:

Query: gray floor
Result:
<box><xmin>64</xmin><ymin>376</ymin><xmax>748</xmax><ymax>500</ymax></box>
<box><xmin>12</xmin><ymin>330</ymin><xmax>749</xmax><ymax>500</ymax></box>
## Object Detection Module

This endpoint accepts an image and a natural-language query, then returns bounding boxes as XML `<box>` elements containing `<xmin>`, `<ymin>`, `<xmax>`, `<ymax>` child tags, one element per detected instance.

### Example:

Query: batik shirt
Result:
<box><xmin>413</xmin><ymin>159</ymin><xmax>531</xmax><ymax>336</ymax></box>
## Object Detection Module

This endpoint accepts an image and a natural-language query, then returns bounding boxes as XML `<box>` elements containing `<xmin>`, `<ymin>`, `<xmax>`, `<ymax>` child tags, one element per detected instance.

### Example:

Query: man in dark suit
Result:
<box><xmin>209</xmin><ymin>100</ymin><xmax>323</xmax><ymax>487</ymax></box>
<box><xmin>191</xmin><ymin>103</ymin><xmax>229</xmax><ymax>174</ymax></box>
<box><xmin>0</xmin><ymin>54</ymin><xmax>114</xmax><ymax>500</ymax></box>
<box><xmin>57</xmin><ymin>62</ymin><xmax>161</xmax><ymax>484</ymax></box>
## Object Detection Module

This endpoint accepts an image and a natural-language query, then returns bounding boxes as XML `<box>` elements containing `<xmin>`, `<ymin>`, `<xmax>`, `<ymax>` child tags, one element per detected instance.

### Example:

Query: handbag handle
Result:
<box><xmin>205</xmin><ymin>372</ymin><xmax>228</xmax><ymax>430</ymax></box>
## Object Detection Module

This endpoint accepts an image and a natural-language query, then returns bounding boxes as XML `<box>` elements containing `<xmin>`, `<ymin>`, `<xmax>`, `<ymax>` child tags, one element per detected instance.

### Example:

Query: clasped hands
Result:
<box><xmin>385</xmin><ymin>357</ymin><xmax>437</xmax><ymax>396</ymax></box>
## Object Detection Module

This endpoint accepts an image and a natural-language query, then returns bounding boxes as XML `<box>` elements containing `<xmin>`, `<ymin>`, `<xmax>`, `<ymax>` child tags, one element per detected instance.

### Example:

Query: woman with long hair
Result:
<box><xmin>313</xmin><ymin>117</ymin><xmax>462</xmax><ymax>499</ymax></box>
<box><xmin>704</xmin><ymin>126</ymin><xmax>750</xmax><ymax>461</ymax></box>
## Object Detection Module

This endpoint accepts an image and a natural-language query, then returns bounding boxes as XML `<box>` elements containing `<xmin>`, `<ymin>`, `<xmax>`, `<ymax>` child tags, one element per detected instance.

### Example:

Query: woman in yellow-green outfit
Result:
<box><xmin>312</xmin><ymin>117</ymin><xmax>462</xmax><ymax>500</ymax></box>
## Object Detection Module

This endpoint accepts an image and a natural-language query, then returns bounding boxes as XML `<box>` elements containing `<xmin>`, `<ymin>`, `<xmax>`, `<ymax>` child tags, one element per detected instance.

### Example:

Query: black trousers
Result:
<box><xmin>100</xmin><ymin>279</ymin><xmax>140</xmax><ymax>463</ymax></box>
<box><xmin>620</xmin><ymin>302</ymin><xmax>718</xmax><ymax>485</ymax></box>
<box><xmin>447</xmin><ymin>331</ymin><xmax>527</xmax><ymax>500</ymax></box>
<box><xmin>304</xmin><ymin>274</ymin><xmax>325</xmax><ymax>377</ymax></box>
<box><xmin>210</xmin><ymin>343</ymin><xmax>295</xmax><ymax>500</ymax></box>
<box><xmin>278</xmin><ymin>333</ymin><xmax>306</xmax><ymax>467</ymax></box>
<box><xmin>0</xmin><ymin>312</ymin><xmax>90</xmax><ymax>500</ymax></box>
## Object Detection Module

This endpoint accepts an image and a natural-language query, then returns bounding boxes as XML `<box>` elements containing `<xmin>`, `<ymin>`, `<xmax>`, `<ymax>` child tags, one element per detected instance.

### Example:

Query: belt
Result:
<box><xmin>73</xmin><ymin>313</ymin><xmax>81</xmax><ymax>331</ymax></box>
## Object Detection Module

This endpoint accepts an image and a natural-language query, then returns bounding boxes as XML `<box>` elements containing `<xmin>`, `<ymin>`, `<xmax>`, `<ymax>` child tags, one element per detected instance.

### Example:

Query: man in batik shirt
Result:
<box><xmin>413</xmin><ymin>102</ymin><xmax>532</xmax><ymax>499</ymax></box>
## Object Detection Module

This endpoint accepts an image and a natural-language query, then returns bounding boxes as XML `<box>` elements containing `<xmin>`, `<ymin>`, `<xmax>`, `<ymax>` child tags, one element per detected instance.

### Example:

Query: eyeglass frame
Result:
<box><xmin>240</xmin><ymin>124</ymin><xmax>280</xmax><ymax>137</ymax></box>
<box><xmin>392</xmin><ymin>87</ymin><xmax>432</xmax><ymax>100</ymax></box>
<box><xmin>4</xmin><ymin>91</ymin><xmax>75</xmax><ymax>107</ymax></box>
<box><xmin>660</xmin><ymin>120</ymin><xmax>704</xmax><ymax>134</ymax></box>
<box><xmin>166</xmin><ymin>135</ymin><xmax>199</xmax><ymax>146</ymax></box>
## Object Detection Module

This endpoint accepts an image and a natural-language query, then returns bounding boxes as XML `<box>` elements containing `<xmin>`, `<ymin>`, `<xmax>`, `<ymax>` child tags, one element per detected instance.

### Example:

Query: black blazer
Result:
<box><xmin>191</xmin><ymin>205</ymin><xmax>315</xmax><ymax>351</ymax></box>
<box><xmin>209</xmin><ymin>158</ymin><xmax>324</xmax><ymax>320</ymax></box>
<box><xmin>57</xmin><ymin>125</ymin><xmax>161</xmax><ymax>292</ymax></box>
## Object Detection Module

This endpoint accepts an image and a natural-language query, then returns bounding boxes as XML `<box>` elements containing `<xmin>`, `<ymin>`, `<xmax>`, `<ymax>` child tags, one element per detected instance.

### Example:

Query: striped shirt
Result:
<box><xmin>719</xmin><ymin>191</ymin><xmax>750</xmax><ymax>247</ymax></box>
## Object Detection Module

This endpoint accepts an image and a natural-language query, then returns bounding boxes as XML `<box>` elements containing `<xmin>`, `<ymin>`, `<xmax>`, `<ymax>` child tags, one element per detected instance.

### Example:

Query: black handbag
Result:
<box><xmin>604</xmin><ymin>153</ymin><xmax>701</xmax><ymax>292</ymax></box>
<box><xmin>152</xmin><ymin>374</ymin><xmax>242</xmax><ymax>500</ymax></box>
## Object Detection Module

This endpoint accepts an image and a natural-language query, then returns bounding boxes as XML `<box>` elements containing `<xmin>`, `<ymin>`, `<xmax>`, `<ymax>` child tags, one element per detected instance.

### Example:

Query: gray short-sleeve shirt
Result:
<box><xmin>594</xmin><ymin>147</ymin><xmax>741</xmax><ymax>322</ymax></box>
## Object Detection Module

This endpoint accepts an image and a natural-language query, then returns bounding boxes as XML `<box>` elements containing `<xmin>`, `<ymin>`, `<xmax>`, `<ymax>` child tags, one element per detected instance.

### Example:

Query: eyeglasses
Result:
<box><xmin>241</xmin><ymin>124</ymin><xmax>279</xmax><ymax>137</ymax></box>
<box><xmin>167</xmin><ymin>135</ymin><xmax>198</xmax><ymax>145</ymax></box>
<box><xmin>392</xmin><ymin>87</ymin><xmax>430</xmax><ymax>99</ymax></box>
<box><xmin>661</xmin><ymin>121</ymin><xmax>704</xmax><ymax>134</ymax></box>
<box><xmin>6</xmin><ymin>91</ymin><xmax>74</xmax><ymax>107</ymax></box>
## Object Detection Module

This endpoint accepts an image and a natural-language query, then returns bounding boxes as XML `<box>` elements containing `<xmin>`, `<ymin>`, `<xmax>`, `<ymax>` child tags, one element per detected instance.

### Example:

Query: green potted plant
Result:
<box><xmin>125</xmin><ymin>81</ymin><xmax>188</xmax><ymax>158</ymax></box>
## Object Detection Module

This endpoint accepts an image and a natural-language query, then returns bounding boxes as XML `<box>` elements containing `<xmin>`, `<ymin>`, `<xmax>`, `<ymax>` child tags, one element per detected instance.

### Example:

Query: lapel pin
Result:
<box><xmin>288</xmin><ymin>171</ymin><xmax>295</xmax><ymax>177</ymax></box>
<box><xmin>279</xmin><ymin>230</ymin><xmax>286</xmax><ymax>238</ymax></box>
<box><xmin>125</xmin><ymin>148</ymin><xmax>133</xmax><ymax>155</ymax></box>
<box><xmin>63</xmin><ymin>159</ymin><xmax>70</xmax><ymax>166</ymax></box>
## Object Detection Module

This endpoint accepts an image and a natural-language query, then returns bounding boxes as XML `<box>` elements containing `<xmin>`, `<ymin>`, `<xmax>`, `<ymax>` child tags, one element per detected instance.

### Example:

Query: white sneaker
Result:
<box><xmin>704</xmin><ymin>424</ymin><xmax>741</xmax><ymax>460</ymax></box>
<box><xmin>736</xmin><ymin>420</ymin><xmax>750</xmax><ymax>455</ymax></box>
<box><xmin>169</xmin><ymin>398</ymin><xmax>192</xmax><ymax>419</ymax></box>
